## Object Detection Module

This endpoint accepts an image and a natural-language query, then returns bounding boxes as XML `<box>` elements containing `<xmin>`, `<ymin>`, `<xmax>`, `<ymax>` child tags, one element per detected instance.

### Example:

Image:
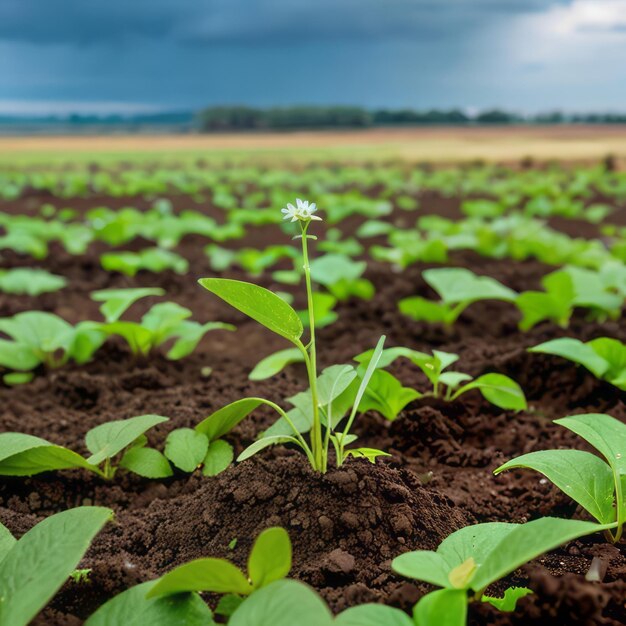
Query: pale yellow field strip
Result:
<box><xmin>1</xmin><ymin>126</ymin><xmax>626</xmax><ymax>164</ymax></box>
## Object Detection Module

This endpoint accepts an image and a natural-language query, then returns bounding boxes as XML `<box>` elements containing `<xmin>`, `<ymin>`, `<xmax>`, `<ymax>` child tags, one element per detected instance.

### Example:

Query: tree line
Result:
<box><xmin>196</xmin><ymin>106</ymin><xmax>626</xmax><ymax>131</ymax></box>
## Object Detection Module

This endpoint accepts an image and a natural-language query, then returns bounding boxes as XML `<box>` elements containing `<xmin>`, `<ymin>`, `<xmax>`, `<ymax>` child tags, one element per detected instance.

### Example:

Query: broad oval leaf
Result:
<box><xmin>202</xmin><ymin>439</ymin><xmax>234</xmax><ymax>476</ymax></box>
<box><xmin>495</xmin><ymin>449</ymin><xmax>615</xmax><ymax>524</ymax></box>
<box><xmin>86</xmin><ymin>414</ymin><xmax>169</xmax><ymax>466</ymax></box>
<box><xmin>147</xmin><ymin>558</ymin><xmax>253</xmax><ymax>598</ymax></box>
<box><xmin>0</xmin><ymin>506</ymin><xmax>112</xmax><ymax>626</ymax></box>
<box><xmin>85</xmin><ymin>580</ymin><xmax>215</xmax><ymax>626</ymax></box>
<box><xmin>164</xmin><ymin>428</ymin><xmax>209</xmax><ymax>473</ymax></box>
<box><xmin>335</xmin><ymin>604</ymin><xmax>414</xmax><ymax>626</ymax></box>
<box><xmin>119</xmin><ymin>447</ymin><xmax>173</xmax><ymax>479</ymax></box>
<box><xmin>248</xmin><ymin>527</ymin><xmax>292</xmax><ymax>590</ymax></box>
<box><xmin>413</xmin><ymin>589</ymin><xmax>468</xmax><ymax>626</ymax></box>
<box><xmin>199</xmin><ymin>278</ymin><xmax>303</xmax><ymax>344</ymax></box>
<box><xmin>195</xmin><ymin>398</ymin><xmax>265</xmax><ymax>441</ymax></box>
<box><xmin>423</xmin><ymin>267</ymin><xmax>517</xmax><ymax>305</ymax></box>
<box><xmin>229</xmin><ymin>579</ymin><xmax>333</xmax><ymax>626</ymax></box>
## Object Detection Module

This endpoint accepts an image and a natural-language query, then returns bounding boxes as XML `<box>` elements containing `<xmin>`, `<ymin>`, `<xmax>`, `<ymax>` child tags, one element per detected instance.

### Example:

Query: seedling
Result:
<box><xmin>392</xmin><ymin>516</ymin><xmax>612</xmax><ymax>625</ymax></box>
<box><xmin>495</xmin><ymin>413</ymin><xmax>626</xmax><ymax>543</ymax></box>
<box><xmin>0</xmin><ymin>268</ymin><xmax>67</xmax><ymax>295</ymax></box>
<box><xmin>516</xmin><ymin>266</ymin><xmax>623</xmax><ymax>331</ymax></box>
<box><xmin>528</xmin><ymin>337</ymin><xmax>626</xmax><ymax>390</ymax></box>
<box><xmin>354</xmin><ymin>347</ymin><xmax>527</xmax><ymax>413</ymax></box>
<box><xmin>146</xmin><ymin>527</ymin><xmax>291</xmax><ymax>600</ymax></box>
<box><xmin>0</xmin><ymin>414</ymin><xmax>172</xmax><ymax>480</ymax></box>
<box><xmin>92</xmin><ymin>288</ymin><xmax>234</xmax><ymax>359</ymax></box>
<box><xmin>0</xmin><ymin>507</ymin><xmax>112</xmax><ymax>626</ymax></box>
<box><xmin>100</xmin><ymin>247</ymin><xmax>189</xmax><ymax>276</ymax></box>
<box><xmin>398</xmin><ymin>268</ymin><xmax>517</xmax><ymax>326</ymax></box>
<box><xmin>199</xmin><ymin>200</ymin><xmax>388</xmax><ymax>472</ymax></box>
<box><xmin>0</xmin><ymin>311</ymin><xmax>105</xmax><ymax>382</ymax></box>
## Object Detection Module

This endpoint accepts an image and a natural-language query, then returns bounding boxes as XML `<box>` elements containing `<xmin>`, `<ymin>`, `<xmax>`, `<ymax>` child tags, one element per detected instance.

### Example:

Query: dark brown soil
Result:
<box><xmin>0</xmin><ymin>188</ymin><xmax>625</xmax><ymax>624</ymax></box>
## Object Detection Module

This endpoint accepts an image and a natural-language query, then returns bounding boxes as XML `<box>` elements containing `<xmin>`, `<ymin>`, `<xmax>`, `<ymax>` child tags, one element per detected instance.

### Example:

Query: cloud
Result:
<box><xmin>0</xmin><ymin>0</ymin><xmax>561</xmax><ymax>46</ymax></box>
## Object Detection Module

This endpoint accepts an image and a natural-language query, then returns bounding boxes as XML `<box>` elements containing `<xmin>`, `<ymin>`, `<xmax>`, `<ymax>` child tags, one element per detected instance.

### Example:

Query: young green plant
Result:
<box><xmin>353</xmin><ymin>347</ymin><xmax>527</xmax><ymax>416</ymax></box>
<box><xmin>392</xmin><ymin>516</ymin><xmax>613</xmax><ymax>625</ymax></box>
<box><xmin>495</xmin><ymin>413</ymin><xmax>626</xmax><ymax>543</ymax></box>
<box><xmin>528</xmin><ymin>337</ymin><xmax>626</xmax><ymax>390</ymax></box>
<box><xmin>199</xmin><ymin>199</ymin><xmax>387</xmax><ymax>473</ymax></box>
<box><xmin>0</xmin><ymin>415</ymin><xmax>172</xmax><ymax>480</ymax></box>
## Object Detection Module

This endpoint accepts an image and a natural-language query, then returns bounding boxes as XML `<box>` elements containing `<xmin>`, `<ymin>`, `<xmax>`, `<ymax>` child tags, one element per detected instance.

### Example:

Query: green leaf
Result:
<box><xmin>195</xmin><ymin>398</ymin><xmax>265</xmax><ymax>441</ymax></box>
<box><xmin>587</xmin><ymin>338</ymin><xmax>626</xmax><ymax>386</ymax></box>
<box><xmin>238</xmin><ymin>435</ymin><xmax>303</xmax><ymax>462</ymax></box>
<box><xmin>481</xmin><ymin>587</ymin><xmax>533</xmax><ymax>612</ymax></box>
<box><xmin>0</xmin><ymin>523</ymin><xmax>15</xmax><ymax>564</ymax></box>
<box><xmin>309</xmin><ymin>254</ymin><xmax>365</xmax><ymax>286</ymax></box>
<box><xmin>0</xmin><ymin>340</ymin><xmax>41</xmax><ymax>371</ymax></box>
<box><xmin>100</xmin><ymin>321</ymin><xmax>154</xmax><ymax>356</ymax></box>
<box><xmin>516</xmin><ymin>292</ymin><xmax>572</xmax><ymax>331</ymax></box>
<box><xmin>164</xmin><ymin>428</ymin><xmax>210</xmax><ymax>472</ymax></box>
<box><xmin>495</xmin><ymin>449</ymin><xmax>615</xmax><ymax>524</ymax></box>
<box><xmin>358</xmin><ymin>369</ymin><xmax>421</xmax><ymax>420</ymax></box>
<box><xmin>335</xmin><ymin>604</ymin><xmax>414</xmax><ymax>626</ymax></box>
<box><xmin>391</xmin><ymin>551</ymin><xmax>452</xmax><ymax>589</ymax></box>
<box><xmin>471</xmin><ymin>517</ymin><xmax>609</xmax><ymax>590</ymax></box>
<box><xmin>2</xmin><ymin>372</ymin><xmax>35</xmax><ymax>386</ymax></box>
<box><xmin>0</xmin><ymin>312</ymin><xmax>74</xmax><ymax>355</ymax></box>
<box><xmin>166</xmin><ymin>321</ymin><xmax>235</xmax><ymax>360</ymax></box>
<box><xmin>345</xmin><ymin>448</ymin><xmax>392</xmax><ymax>463</ymax></box>
<box><xmin>453</xmin><ymin>373</ymin><xmax>527</xmax><ymax>411</ymax></box>
<box><xmin>438</xmin><ymin>372</ymin><xmax>472</xmax><ymax>389</ymax></box>
<box><xmin>0</xmin><ymin>506</ymin><xmax>112</xmax><ymax>626</ymax></box>
<box><xmin>249</xmin><ymin>348</ymin><xmax>305</xmax><ymax>381</ymax></box>
<box><xmin>85</xmin><ymin>580</ymin><xmax>215</xmax><ymax>626</ymax></box>
<box><xmin>147</xmin><ymin>558</ymin><xmax>253</xmax><ymax>598</ymax></box>
<box><xmin>248</xmin><ymin>527</ymin><xmax>292</xmax><ymax>589</ymax></box>
<box><xmin>423</xmin><ymin>267</ymin><xmax>517</xmax><ymax>304</ymax></box>
<box><xmin>394</xmin><ymin>517</ymin><xmax>608</xmax><ymax>594</ymax></box>
<box><xmin>0</xmin><ymin>433</ymin><xmax>100</xmax><ymax>476</ymax></box>
<box><xmin>413</xmin><ymin>589</ymin><xmax>468</xmax><ymax>626</ymax></box>
<box><xmin>202</xmin><ymin>440</ymin><xmax>234</xmax><ymax>476</ymax></box>
<box><xmin>555</xmin><ymin>413</ymin><xmax>626</xmax><ymax>477</ymax></box>
<box><xmin>91</xmin><ymin>287</ymin><xmax>165</xmax><ymax>323</ymax></box>
<box><xmin>398</xmin><ymin>296</ymin><xmax>451</xmax><ymax>324</ymax></box>
<box><xmin>529</xmin><ymin>338</ymin><xmax>609</xmax><ymax>379</ymax></box>
<box><xmin>199</xmin><ymin>278</ymin><xmax>303</xmax><ymax>344</ymax></box>
<box><xmin>86</xmin><ymin>414</ymin><xmax>169</xmax><ymax>466</ymax></box>
<box><xmin>229</xmin><ymin>580</ymin><xmax>333</xmax><ymax>626</ymax></box>
<box><xmin>0</xmin><ymin>268</ymin><xmax>66</xmax><ymax>296</ymax></box>
<box><xmin>119</xmin><ymin>447</ymin><xmax>173</xmax><ymax>479</ymax></box>
<box><xmin>141</xmin><ymin>302</ymin><xmax>192</xmax><ymax>344</ymax></box>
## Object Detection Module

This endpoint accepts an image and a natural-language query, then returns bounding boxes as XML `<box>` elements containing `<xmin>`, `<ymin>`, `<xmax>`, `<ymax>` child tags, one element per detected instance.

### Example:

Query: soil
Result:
<box><xmin>0</xmin><ymin>186</ymin><xmax>625</xmax><ymax>624</ymax></box>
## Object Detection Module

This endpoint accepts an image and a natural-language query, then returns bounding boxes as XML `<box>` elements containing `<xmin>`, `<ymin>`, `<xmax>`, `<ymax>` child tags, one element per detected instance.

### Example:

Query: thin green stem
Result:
<box><xmin>300</xmin><ymin>221</ymin><xmax>324</xmax><ymax>472</ymax></box>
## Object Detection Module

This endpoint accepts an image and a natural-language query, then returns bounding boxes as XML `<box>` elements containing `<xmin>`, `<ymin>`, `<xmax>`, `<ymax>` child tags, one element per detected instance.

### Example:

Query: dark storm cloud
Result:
<box><xmin>0</xmin><ymin>0</ymin><xmax>562</xmax><ymax>46</ymax></box>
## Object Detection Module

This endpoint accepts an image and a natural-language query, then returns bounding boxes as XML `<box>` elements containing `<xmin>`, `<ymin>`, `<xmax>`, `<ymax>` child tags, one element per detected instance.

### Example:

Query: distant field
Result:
<box><xmin>2</xmin><ymin>125</ymin><xmax>626</xmax><ymax>165</ymax></box>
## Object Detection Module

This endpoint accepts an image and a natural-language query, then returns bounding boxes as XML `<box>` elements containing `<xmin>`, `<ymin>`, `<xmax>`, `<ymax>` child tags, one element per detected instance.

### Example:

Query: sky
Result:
<box><xmin>2</xmin><ymin>0</ymin><xmax>626</xmax><ymax>115</ymax></box>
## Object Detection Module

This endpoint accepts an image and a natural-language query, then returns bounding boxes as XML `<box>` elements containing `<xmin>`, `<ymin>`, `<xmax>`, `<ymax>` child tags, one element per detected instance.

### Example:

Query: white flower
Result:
<box><xmin>281</xmin><ymin>198</ymin><xmax>322</xmax><ymax>222</ymax></box>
